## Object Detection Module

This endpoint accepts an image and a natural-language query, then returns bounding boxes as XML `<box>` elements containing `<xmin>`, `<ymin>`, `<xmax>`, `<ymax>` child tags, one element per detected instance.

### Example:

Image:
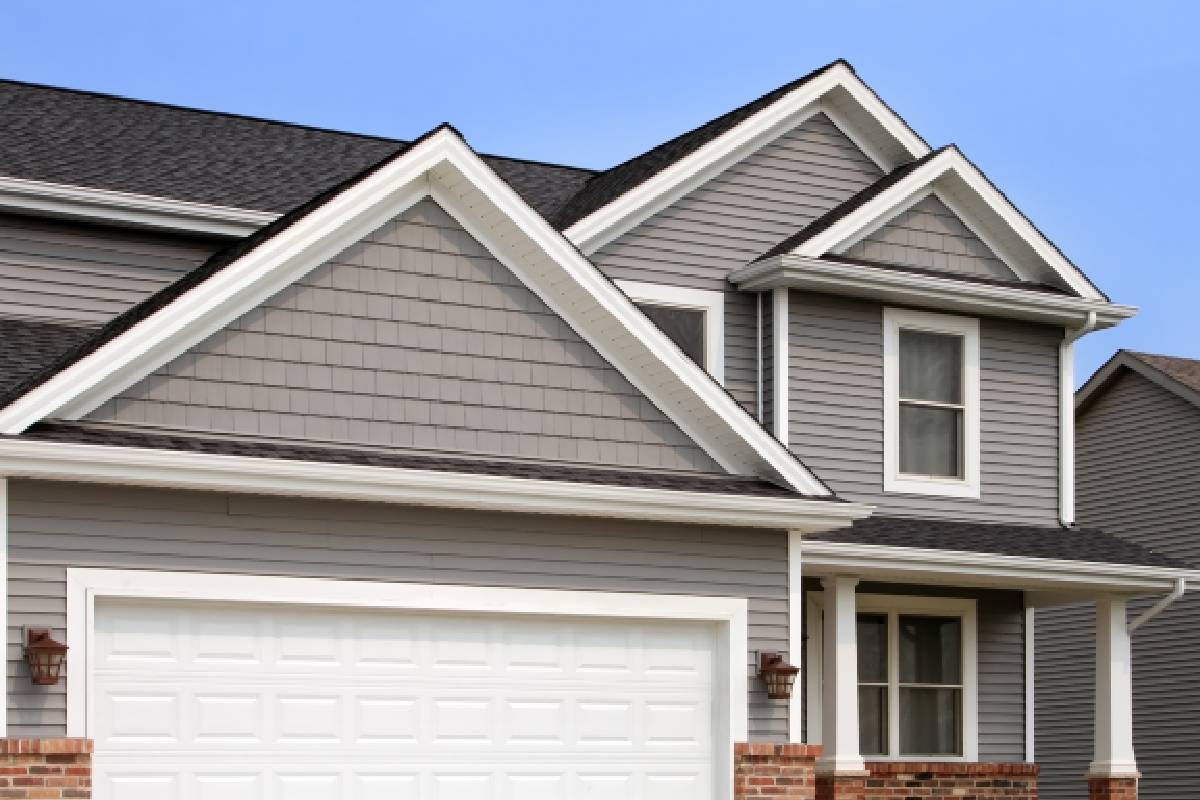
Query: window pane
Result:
<box><xmin>899</xmin><ymin>405</ymin><xmax>962</xmax><ymax>477</ymax></box>
<box><xmin>856</xmin><ymin>614</ymin><xmax>888</xmax><ymax>682</ymax></box>
<box><xmin>899</xmin><ymin>330</ymin><xmax>962</xmax><ymax>404</ymax></box>
<box><xmin>637</xmin><ymin>303</ymin><xmax>706</xmax><ymax>366</ymax></box>
<box><xmin>900</xmin><ymin>687</ymin><xmax>962</xmax><ymax>756</ymax></box>
<box><xmin>899</xmin><ymin>616</ymin><xmax>961</xmax><ymax>684</ymax></box>
<box><xmin>859</xmin><ymin>686</ymin><xmax>888</xmax><ymax>756</ymax></box>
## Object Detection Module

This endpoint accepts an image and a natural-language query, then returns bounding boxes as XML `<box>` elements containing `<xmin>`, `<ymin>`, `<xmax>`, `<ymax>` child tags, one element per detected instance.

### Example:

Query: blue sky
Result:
<box><xmin>3</xmin><ymin>1</ymin><xmax>1196</xmax><ymax>382</ymax></box>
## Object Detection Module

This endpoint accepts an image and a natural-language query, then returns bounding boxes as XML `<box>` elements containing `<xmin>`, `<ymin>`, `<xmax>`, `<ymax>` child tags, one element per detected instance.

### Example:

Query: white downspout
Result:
<box><xmin>1128</xmin><ymin>578</ymin><xmax>1186</xmax><ymax>634</ymax></box>
<box><xmin>1059</xmin><ymin>311</ymin><xmax>1098</xmax><ymax>526</ymax></box>
<box><xmin>756</xmin><ymin>292</ymin><xmax>764</xmax><ymax>422</ymax></box>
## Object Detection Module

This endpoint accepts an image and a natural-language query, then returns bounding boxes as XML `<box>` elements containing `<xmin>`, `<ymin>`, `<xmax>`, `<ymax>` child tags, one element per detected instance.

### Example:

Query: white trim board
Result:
<box><xmin>0</xmin><ymin>127</ymin><xmax>830</xmax><ymax>496</ymax></box>
<box><xmin>67</xmin><ymin>569</ymin><xmax>748</xmax><ymax>798</ymax></box>
<box><xmin>0</xmin><ymin>175</ymin><xmax>276</xmax><ymax>237</ymax></box>
<box><xmin>615</xmin><ymin>279</ymin><xmax>725</xmax><ymax>382</ymax></box>
<box><xmin>0</xmin><ymin>438</ymin><xmax>869</xmax><ymax>531</ymax></box>
<box><xmin>563</xmin><ymin>62</ymin><xmax>929</xmax><ymax>255</ymax></box>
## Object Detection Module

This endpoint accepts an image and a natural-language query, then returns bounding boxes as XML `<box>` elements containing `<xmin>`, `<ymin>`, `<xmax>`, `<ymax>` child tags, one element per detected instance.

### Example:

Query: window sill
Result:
<box><xmin>884</xmin><ymin>473</ymin><xmax>980</xmax><ymax>499</ymax></box>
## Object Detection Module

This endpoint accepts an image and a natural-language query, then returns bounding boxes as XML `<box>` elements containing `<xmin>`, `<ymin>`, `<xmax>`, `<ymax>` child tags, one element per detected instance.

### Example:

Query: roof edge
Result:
<box><xmin>1077</xmin><ymin>350</ymin><xmax>1200</xmax><ymax>413</ymax></box>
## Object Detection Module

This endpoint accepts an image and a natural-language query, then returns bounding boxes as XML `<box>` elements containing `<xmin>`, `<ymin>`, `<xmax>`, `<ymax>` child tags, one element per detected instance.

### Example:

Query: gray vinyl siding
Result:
<box><xmin>591</xmin><ymin>113</ymin><xmax>884</xmax><ymax>414</ymax></box>
<box><xmin>0</xmin><ymin>213</ymin><xmax>223</xmax><ymax>324</ymax></box>
<box><xmin>800</xmin><ymin>581</ymin><xmax>1026</xmax><ymax>761</ymax></box>
<box><xmin>1038</xmin><ymin>369</ymin><xmax>1200</xmax><ymax>800</ymax></box>
<box><xmin>88</xmin><ymin>198</ymin><xmax>718</xmax><ymax>472</ymax></box>
<box><xmin>787</xmin><ymin>291</ymin><xmax>1062</xmax><ymax>524</ymax></box>
<box><xmin>6</xmin><ymin>479</ymin><xmax>791</xmax><ymax>741</ymax></box>
<box><xmin>843</xmin><ymin>195</ymin><xmax>1016</xmax><ymax>281</ymax></box>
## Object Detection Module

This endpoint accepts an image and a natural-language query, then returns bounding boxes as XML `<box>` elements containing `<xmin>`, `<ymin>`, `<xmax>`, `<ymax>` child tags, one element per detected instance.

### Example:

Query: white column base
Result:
<box><xmin>815</xmin><ymin>756</ymin><xmax>868</xmax><ymax>774</ymax></box>
<box><xmin>1087</xmin><ymin>762</ymin><xmax>1141</xmax><ymax>779</ymax></box>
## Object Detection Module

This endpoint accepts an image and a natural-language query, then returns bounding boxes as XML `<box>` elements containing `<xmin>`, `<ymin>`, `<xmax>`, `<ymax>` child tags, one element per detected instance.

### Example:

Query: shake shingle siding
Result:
<box><xmin>1038</xmin><ymin>368</ymin><xmax>1200</xmax><ymax>800</ymax></box>
<box><xmin>87</xmin><ymin>198</ymin><xmax>719</xmax><ymax>472</ymax></box>
<box><xmin>787</xmin><ymin>291</ymin><xmax>1061</xmax><ymax>524</ymax></box>
<box><xmin>589</xmin><ymin>113</ymin><xmax>884</xmax><ymax>413</ymax></box>
<box><xmin>6</xmin><ymin>480</ymin><xmax>791</xmax><ymax>740</ymax></box>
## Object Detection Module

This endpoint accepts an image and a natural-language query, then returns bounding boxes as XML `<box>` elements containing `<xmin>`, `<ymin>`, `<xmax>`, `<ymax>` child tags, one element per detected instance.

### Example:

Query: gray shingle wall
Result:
<box><xmin>0</xmin><ymin>213</ymin><xmax>223</xmax><ymax>324</ymax></box>
<box><xmin>842</xmin><ymin>194</ymin><xmax>1016</xmax><ymax>280</ymax></box>
<box><xmin>88</xmin><ymin>198</ymin><xmax>719</xmax><ymax>472</ymax></box>
<box><xmin>590</xmin><ymin>113</ymin><xmax>884</xmax><ymax>414</ymax></box>
<box><xmin>1038</xmin><ymin>369</ymin><xmax>1200</xmax><ymax>800</ymax></box>
<box><xmin>787</xmin><ymin>291</ymin><xmax>1061</xmax><ymax>524</ymax></box>
<box><xmin>6</xmin><ymin>479</ymin><xmax>790</xmax><ymax>740</ymax></box>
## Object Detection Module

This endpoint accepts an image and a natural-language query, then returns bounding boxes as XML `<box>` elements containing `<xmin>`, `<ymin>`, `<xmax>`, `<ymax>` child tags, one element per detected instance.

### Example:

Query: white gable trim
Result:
<box><xmin>0</xmin><ymin>129</ymin><xmax>831</xmax><ymax>495</ymax></box>
<box><xmin>563</xmin><ymin>62</ymin><xmax>930</xmax><ymax>255</ymax></box>
<box><xmin>790</xmin><ymin>148</ymin><xmax>1106</xmax><ymax>301</ymax></box>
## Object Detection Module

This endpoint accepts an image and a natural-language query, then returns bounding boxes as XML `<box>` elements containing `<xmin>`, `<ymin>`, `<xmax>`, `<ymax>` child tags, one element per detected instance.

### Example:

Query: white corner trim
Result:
<box><xmin>772</xmin><ymin>287</ymin><xmax>790</xmax><ymax>444</ymax></box>
<box><xmin>882</xmin><ymin>307</ymin><xmax>980</xmax><ymax>499</ymax></box>
<box><xmin>615</xmin><ymin>279</ymin><xmax>725</xmax><ymax>382</ymax></box>
<box><xmin>1025</xmin><ymin>605</ymin><xmax>1036</xmax><ymax>763</ymax></box>
<box><xmin>65</xmin><ymin>567</ymin><xmax>750</xmax><ymax>791</ymax></box>
<box><xmin>563</xmin><ymin>63</ymin><xmax>929</xmax><ymax>255</ymax></box>
<box><xmin>788</xmin><ymin>530</ymin><xmax>804</xmax><ymax>742</ymax></box>
<box><xmin>728</xmin><ymin>256</ymin><xmax>1137</xmax><ymax>330</ymax></box>
<box><xmin>0</xmin><ymin>438</ymin><xmax>870</xmax><ymax>531</ymax></box>
<box><xmin>0</xmin><ymin>175</ymin><xmax>277</xmax><ymax>237</ymax></box>
<box><xmin>0</xmin><ymin>478</ymin><xmax>6</xmax><ymax>737</ymax></box>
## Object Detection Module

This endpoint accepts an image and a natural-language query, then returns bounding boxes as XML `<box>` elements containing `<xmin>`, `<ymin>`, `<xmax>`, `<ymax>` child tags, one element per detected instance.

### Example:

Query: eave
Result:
<box><xmin>730</xmin><ymin>255</ymin><xmax>1137</xmax><ymax>330</ymax></box>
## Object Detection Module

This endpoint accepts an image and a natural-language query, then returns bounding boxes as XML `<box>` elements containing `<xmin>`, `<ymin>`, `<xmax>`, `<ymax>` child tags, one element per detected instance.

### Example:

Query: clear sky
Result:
<box><xmin>3</xmin><ymin>1</ymin><xmax>1196</xmax><ymax>382</ymax></box>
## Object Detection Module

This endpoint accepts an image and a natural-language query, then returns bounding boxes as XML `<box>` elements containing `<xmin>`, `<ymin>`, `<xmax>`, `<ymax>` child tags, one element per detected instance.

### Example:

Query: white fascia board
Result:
<box><xmin>0</xmin><ymin>175</ymin><xmax>277</xmax><ymax>237</ymax></box>
<box><xmin>799</xmin><ymin>539</ymin><xmax>1198</xmax><ymax>593</ymax></box>
<box><xmin>730</xmin><ymin>256</ymin><xmax>1137</xmax><ymax>329</ymax></box>
<box><xmin>563</xmin><ymin>63</ymin><xmax>929</xmax><ymax>255</ymax></box>
<box><xmin>788</xmin><ymin>148</ymin><xmax>1108</xmax><ymax>302</ymax></box>
<box><xmin>0</xmin><ymin>438</ymin><xmax>870</xmax><ymax>531</ymax></box>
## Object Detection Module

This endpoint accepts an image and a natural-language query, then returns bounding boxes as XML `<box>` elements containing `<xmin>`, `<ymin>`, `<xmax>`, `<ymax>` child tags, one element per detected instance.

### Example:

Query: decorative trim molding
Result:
<box><xmin>0</xmin><ymin>175</ymin><xmax>276</xmax><ymax>237</ymax></box>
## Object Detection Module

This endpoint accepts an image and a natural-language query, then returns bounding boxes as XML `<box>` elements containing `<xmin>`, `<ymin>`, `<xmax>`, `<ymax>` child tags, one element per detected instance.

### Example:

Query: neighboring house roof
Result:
<box><xmin>0</xmin><ymin>78</ymin><xmax>597</xmax><ymax>220</ymax></box>
<box><xmin>1077</xmin><ymin>350</ymin><xmax>1200</xmax><ymax>412</ymax></box>
<box><xmin>812</xmin><ymin>515</ymin><xmax>1185</xmax><ymax>569</ymax></box>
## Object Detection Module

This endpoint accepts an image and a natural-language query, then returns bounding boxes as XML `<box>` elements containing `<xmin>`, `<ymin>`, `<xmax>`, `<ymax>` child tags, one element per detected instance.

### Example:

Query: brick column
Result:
<box><xmin>815</xmin><ymin>771</ymin><xmax>867</xmax><ymax>800</ymax></box>
<box><xmin>1088</xmin><ymin>775</ymin><xmax>1138</xmax><ymax>800</ymax></box>
<box><xmin>734</xmin><ymin>743</ymin><xmax>820</xmax><ymax>799</ymax></box>
<box><xmin>0</xmin><ymin>739</ymin><xmax>92</xmax><ymax>798</ymax></box>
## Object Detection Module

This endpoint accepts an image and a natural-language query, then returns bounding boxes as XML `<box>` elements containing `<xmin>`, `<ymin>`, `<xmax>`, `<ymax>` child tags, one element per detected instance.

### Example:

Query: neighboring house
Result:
<box><xmin>0</xmin><ymin>61</ymin><xmax>1188</xmax><ymax>800</ymax></box>
<box><xmin>1038</xmin><ymin>352</ymin><xmax>1200</xmax><ymax>800</ymax></box>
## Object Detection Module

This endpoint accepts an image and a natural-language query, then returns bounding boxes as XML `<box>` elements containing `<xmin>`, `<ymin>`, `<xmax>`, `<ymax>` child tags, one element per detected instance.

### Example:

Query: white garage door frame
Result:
<box><xmin>66</xmin><ymin>568</ymin><xmax>749</xmax><ymax>799</ymax></box>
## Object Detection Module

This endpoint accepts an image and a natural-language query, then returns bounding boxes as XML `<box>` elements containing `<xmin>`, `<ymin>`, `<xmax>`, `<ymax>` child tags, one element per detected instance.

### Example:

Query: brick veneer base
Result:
<box><xmin>0</xmin><ymin>739</ymin><xmax>92</xmax><ymax>799</ymax></box>
<box><xmin>1088</xmin><ymin>775</ymin><xmax>1139</xmax><ymax>800</ymax></box>
<box><xmin>865</xmin><ymin>762</ymin><xmax>1039</xmax><ymax>799</ymax></box>
<box><xmin>735</xmin><ymin>743</ymin><xmax>822</xmax><ymax>799</ymax></box>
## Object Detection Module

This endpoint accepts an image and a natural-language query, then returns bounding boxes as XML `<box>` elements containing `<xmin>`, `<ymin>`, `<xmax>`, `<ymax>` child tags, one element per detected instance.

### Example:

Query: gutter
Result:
<box><xmin>1128</xmin><ymin>577</ymin><xmax>1186</xmax><ymax>634</ymax></box>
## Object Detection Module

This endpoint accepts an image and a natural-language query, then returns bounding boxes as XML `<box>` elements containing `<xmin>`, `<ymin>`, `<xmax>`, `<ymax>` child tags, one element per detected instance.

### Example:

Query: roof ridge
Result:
<box><xmin>0</xmin><ymin>76</ymin><xmax>597</xmax><ymax>174</ymax></box>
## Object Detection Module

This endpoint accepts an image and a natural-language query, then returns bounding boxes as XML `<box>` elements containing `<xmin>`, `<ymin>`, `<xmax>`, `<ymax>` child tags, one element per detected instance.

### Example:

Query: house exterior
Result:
<box><xmin>0</xmin><ymin>61</ymin><xmax>1189</xmax><ymax>800</ymax></box>
<box><xmin>1038</xmin><ymin>352</ymin><xmax>1200</xmax><ymax>800</ymax></box>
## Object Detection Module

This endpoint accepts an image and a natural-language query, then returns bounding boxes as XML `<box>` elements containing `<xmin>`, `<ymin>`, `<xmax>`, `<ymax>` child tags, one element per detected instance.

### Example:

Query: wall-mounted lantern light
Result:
<box><xmin>25</xmin><ymin>628</ymin><xmax>68</xmax><ymax>686</ymax></box>
<box><xmin>758</xmin><ymin>651</ymin><xmax>799</xmax><ymax>700</ymax></box>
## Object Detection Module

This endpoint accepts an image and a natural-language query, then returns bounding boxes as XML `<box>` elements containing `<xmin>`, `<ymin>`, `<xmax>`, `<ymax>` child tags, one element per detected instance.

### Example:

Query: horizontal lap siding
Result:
<box><xmin>88</xmin><ymin>199</ymin><xmax>717</xmax><ymax>472</ymax></box>
<box><xmin>1038</xmin><ymin>371</ymin><xmax>1200</xmax><ymax>800</ymax></box>
<box><xmin>0</xmin><ymin>213</ymin><xmax>223</xmax><ymax>323</ymax></box>
<box><xmin>788</xmin><ymin>291</ymin><xmax>1061</xmax><ymax>524</ymax></box>
<box><xmin>591</xmin><ymin>114</ymin><xmax>883</xmax><ymax>415</ymax></box>
<box><xmin>6</xmin><ymin>480</ymin><xmax>790</xmax><ymax>741</ymax></box>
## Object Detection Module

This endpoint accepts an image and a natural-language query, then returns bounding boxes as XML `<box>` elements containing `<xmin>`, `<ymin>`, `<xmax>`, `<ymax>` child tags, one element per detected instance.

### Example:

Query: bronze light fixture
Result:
<box><xmin>758</xmin><ymin>651</ymin><xmax>800</xmax><ymax>700</ymax></box>
<box><xmin>24</xmin><ymin>628</ymin><xmax>68</xmax><ymax>686</ymax></box>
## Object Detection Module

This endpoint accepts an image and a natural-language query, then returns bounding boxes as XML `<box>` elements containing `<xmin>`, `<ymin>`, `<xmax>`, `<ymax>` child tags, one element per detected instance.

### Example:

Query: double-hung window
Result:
<box><xmin>883</xmin><ymin>308</ymin><xmax>980</xmax><ymax>497</ymax></box>
<box><xmin>616</xmin><ymin>280</ymin><xmax>725</xmax><ymax>383</ymax></box>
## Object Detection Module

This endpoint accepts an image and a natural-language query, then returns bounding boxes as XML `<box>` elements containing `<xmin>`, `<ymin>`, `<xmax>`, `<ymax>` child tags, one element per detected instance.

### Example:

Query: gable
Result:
<box><xmin>841</xmin><ymin>194</ymin><xmax>1017</xmax><ymax>280</ymax></box>
<box><xmin>87</xmin><ymin>198</ymin><xmax>722</xmax><ymax>473</ymax></box>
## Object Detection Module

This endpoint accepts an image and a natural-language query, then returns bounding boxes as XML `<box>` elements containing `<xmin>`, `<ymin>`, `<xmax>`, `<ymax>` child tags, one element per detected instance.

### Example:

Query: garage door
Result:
<box><xmin>92</xmin><ymin>598</ymin><xmax>720</xmax><ymax>799</ymax></box>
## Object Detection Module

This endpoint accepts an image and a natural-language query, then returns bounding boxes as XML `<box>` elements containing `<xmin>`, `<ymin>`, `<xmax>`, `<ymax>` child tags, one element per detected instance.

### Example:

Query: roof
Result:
<box><xmin>0</xmin><ymin>78</ymin><xmax>596</xmax><ymax>220</ymax></box>
<box><xmin>0</xmin><ymin>317</ymin><xmax>97</xmax><ymax>399</ymax></box>
<box><xmin>1077</xmin><ymin>349</ymin><xmax>1200</xmax><ymax>412</ymax></box>
<box><xmin>812</xmin><ymin>515</ymin><xmax>1185</xmax><ymax>569</ymax></box>
<box><xmin>15</xmin><ymin>422</ymin><xmax>809</xmax><ymax>498</ymax></box>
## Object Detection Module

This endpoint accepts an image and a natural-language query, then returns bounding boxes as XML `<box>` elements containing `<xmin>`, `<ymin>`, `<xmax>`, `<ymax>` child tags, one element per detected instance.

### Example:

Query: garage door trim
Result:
<box><xmin>67</xmin><ymin>568</ymin><xmax>748</xmax><ymax>798</ymax></box>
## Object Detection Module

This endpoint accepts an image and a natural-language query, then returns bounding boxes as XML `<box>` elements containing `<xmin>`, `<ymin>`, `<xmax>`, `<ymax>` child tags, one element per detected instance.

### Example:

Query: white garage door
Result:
<box><xmin>92</xmin><ymin>598</ymin><xmax>720</xmax><ymax>800</ymax></box>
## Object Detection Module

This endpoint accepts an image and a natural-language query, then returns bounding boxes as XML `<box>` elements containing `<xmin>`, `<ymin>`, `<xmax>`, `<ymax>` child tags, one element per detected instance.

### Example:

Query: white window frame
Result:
<box><xmin>617</xmin><ymin>279</ymin><xmax>725</xmax><ymax>383</ymax></box>
<box><xmin>67</xmin><ymin>569</ymin><xmax>748</xmax><ymax>798</ymax></box>
<box><xmin>805</xmin><ymin>592</ymin><xmax>979</xmax><ymax>762</ymax></box>
<box><xmin>883</xmin><ymin>307</ymin><xmax>980</xmax><ymax>498</ymax></box>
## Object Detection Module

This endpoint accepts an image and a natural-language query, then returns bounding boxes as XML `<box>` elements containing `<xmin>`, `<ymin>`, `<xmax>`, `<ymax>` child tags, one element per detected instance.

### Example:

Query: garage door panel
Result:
<box><xmin>94</xmin><ymin>599</ymin><xmax>720</xmax><ymax>800</ymax></box>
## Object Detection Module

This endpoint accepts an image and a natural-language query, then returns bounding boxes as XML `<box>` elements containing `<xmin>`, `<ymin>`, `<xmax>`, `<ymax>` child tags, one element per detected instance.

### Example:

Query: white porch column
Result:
<box><xmin>818</xmin><ymin>575</ymin><xmax>864</xmax><ymax>773</ymax></box>
<box><xmin>1090</xmin><ymin>595</ymin><xmax>1138</xmax><ymax>777</ymax></box>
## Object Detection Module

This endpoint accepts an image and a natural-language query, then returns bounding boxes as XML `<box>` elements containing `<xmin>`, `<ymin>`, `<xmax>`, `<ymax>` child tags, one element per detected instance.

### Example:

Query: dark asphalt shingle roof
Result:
<box><xmin>15</xmin><ymin>422</ymin><xmax>808</xmax><ymax>499</ymax></box>
<box><xmin>0</xmin><ymin>317</ymin><xmax>98</xmax><ymax>398</ymax></box>
<box><xmin>0</xmin><ymin>78</ymin><xmax>596</xmax><ymax>220</ymax></box>
<box><xmin>1128</xmin><ymin>351</ymin><xmax>1200</xmax><ymax>396</ymax></box>
<box><xmin>819</xmin><ymin>254</ymin><xmax>1071</xmax><ymax>295</ymax></box>
<box><xmin>814</xmin><ymin>515</ymin><xmax>1185</xmax><ymax>569</ymax></box>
